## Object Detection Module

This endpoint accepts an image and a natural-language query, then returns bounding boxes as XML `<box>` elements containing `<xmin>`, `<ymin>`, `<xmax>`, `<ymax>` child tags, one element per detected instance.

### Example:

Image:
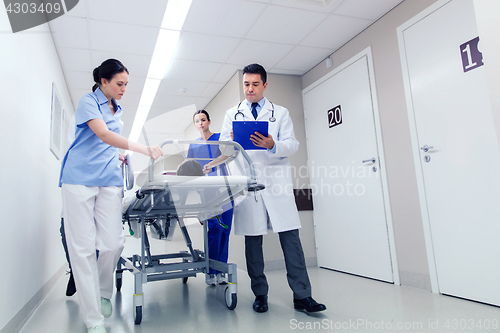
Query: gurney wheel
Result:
<box><xmin>224</xmin><ymin>286</ymin><xmax>237</xmax><ymax>310</ymax></box>
<box><xmin>134</xmin><ymin>305</ymin><xmax>142</xmax><ymax>324</ymax></box>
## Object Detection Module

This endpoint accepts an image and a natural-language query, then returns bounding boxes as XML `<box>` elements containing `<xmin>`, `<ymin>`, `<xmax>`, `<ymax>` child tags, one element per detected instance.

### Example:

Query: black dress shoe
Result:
<box><xmin>66</xmin><ymin>271</ymin><xmax>76</xmax><ymax>296</ymax></box>
<box><xmin>253</xmin><ymin>295</ymin><xmax>268</xmax><ymax>313</ymax></box>
<box><xmin>294</xmin><ymin>297</ymin><xmax>326</xmax><ymax>313</ymax></box>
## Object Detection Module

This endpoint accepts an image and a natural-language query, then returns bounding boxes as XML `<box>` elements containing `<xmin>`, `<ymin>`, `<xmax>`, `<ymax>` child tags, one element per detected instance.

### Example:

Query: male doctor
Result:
<box><xmin>218</xmin><ymin>63</ymin><xmax>326</xmax><ymax>313</ymax></box>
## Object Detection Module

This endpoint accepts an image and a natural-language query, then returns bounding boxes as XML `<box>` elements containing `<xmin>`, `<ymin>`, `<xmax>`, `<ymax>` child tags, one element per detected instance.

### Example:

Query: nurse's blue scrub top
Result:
<box><xmin>187</xmin><ymin>133</ymin><xmax>229</xmax><ymax>176</ymax></box>
<box><xmin>59</xmin><ymin>88</ymin><xmax>123</xmax><ymax>187</ymax></box>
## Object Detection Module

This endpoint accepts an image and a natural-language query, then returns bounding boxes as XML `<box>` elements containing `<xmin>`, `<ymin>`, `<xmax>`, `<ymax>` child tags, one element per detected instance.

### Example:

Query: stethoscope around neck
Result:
<box><xmin>234</xmin><ymin>101</ymin><xmax>276</xmax><ymax>122</ymax></box>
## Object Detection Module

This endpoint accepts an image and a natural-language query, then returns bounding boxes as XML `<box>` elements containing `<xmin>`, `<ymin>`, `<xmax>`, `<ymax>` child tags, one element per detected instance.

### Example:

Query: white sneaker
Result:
<box><xmin>205</xmin><ymin>274</ymin><xmax>216</xmax><ymax>286</ymax></box>
<box><xmin>216</xmin><ymin>272</ymin><xmax>228</xmax><ymax>284</ymax></box>
<box><xmin>101</xmin><ymin>297</ymin><xmax>112</xmax><ymax>318</ymax></box>
<box><xmin>88</xmin><ymin>325</ymin><xmax>106</xmax><ymax>333</ymax></box>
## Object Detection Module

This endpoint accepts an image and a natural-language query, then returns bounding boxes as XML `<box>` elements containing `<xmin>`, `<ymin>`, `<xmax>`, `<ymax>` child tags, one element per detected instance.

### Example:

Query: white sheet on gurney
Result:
<box><xmin>123</xmin><ymin>175</ymin><xmax>249</xmax><ymax>214</ymax></box>
<box><xmin>145</xmin><ymin>175</ymin><xmax>249</xmax><ymax>187</ymax></box>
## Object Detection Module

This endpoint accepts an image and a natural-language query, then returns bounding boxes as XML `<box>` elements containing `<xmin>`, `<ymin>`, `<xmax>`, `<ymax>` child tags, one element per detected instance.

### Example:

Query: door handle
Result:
<box><xmin>420</xmin><ymin>145</ymin><xmax>434</xmax><ymax>152</ymax></box>
<box><xmin>362</xmin><ymin>157</ymin><xmax>376</xmax><ymax>164</ymax></box>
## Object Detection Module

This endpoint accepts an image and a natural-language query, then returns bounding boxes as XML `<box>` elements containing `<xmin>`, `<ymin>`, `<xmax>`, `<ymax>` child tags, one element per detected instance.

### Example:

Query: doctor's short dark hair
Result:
<box><xmin>243</xmin><ymin>63</ymin><xmax>267</xmax><ymax>84</ymax></box>
<box><xmin>92</xmin><ymin>59</ymin><xmax>129</xmax><ymax>92</ymax></box>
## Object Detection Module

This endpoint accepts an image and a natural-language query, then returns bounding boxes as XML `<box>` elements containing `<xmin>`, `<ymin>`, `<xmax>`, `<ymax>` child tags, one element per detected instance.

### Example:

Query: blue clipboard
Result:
<box><xmin>232</xmin><ymin>121</ymin><xmax>269</xmax><ymax>150</ymax></box>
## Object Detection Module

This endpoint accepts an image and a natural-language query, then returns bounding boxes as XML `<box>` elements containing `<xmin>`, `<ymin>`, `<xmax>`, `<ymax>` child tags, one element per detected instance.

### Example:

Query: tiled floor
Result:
<box><xmin>18</xmin><ymin>228</ymin><xmax>500</xmax><ymax>333</ymax></box>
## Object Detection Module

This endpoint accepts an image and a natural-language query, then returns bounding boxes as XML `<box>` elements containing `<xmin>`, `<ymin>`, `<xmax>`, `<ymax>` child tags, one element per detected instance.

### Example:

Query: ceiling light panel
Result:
<box><xmin>63</xmin><ymin>0</ymin><xmax>87</xmax><ymax>18</ymax></box>
<box><xmin>300</xmin><ymin>14</ymin><xmax>370</xmax><ymax>49</ymax></box>
<box><xmin>201</xmin><ymin>82</ymin><xmax>225</xmax><ymax>98</ymax></box>
<box><xmin>270</xmin><ymin>0</ymin><xmax>341</xmax><ymax>12</ymax></box>
<box><xmin>156</xmin><ymin>79</ymin><xmax>209</xmax><ymax>97</ymax></box>
<box><xmin>275</xmin><ymin>45</ymin><xmax>334</xmax><ymax>72</ymax></box>
<box><xmin>90</xmin><ymin>20</ymin><xmax>158</xmax><ymax>55</ymax></box>
<box><xmin>50</xmin><ymin>16</ymin><xmax>89</xmax><ymax>48</ymax></box>
<box><xmin>128</xmin><ymin>78</ymin><xmax>161</xmax><ymax>142</ymax></box>
<box><xmin>57</xmin><ymin>48</ymin><xmax>92</xmax><ymax>72</ymax></box>
<box><xmin>138</xmin><ymin>78</ymin><xmax>161</xmax><ymax>107</ymax></box>
<box><xmin>164</xmin><ymin>59</ymin><xmax>223</xmax><ymax>82</ymax></box>
<box><xmin>245</xmin><ymin>5</ymin><xmax>327</xmax><ymax>44</ymax></box>
<box><xmin>211</xmin><ymin>64</ymin><xmax>241</xmax><ymax>84</ymax></box>
<box><xmin>117</xmin><ymin>75</ymin><xmax>146</xmax><ymax>95</ymax></box>
<box><xmin>286</xmin><ymin>0</ymin><xmax>338</xmax><ymax>7</ymax></box>
<box><xmin>152</xmin><ymin>94</ymin><xmax>198</xmax><ymax>109</ymax></box>
<box><xmin>334</xmin><ymin>0</ymin><xmax>403</xmax><ymax>20</ymax></box>
<box><xmin>226</xmin><ymin>40</ymin><xmax>294</xmax><ymax>68</ymax></box>
<box><xmin>88</xmin><ymin>0</ymin><xmax>167</xmax><ymax>27</ymax></box>
<box><xmin>64</xmin><ymin>71</ymin><xmax>93</xmax><ymax>90</ymax></box>
<box><xmin>118</xmin><ymin>91</ymin><xmax>142</xmax><ymax>108</ymax></box>
<box><xmin>147</xmin><ymin>30</ymin><xmax>180</xmax><ymax>80</ymax></box>
<box><xmin>161</xmin><ymin>0</ymin><xmax>193</xmax><ymax>30</ymax></box>
<box><xmin>175</xmin><ymin>32</ymin><xmax>240</xmax><ymax>63</ymax></box>
<box><xmin>182</xmin><ymin>0</ymin><xmax>266</xmax><ymax>38</ymax></box>
<box><xmin>91</xmin><ymin>51</ymin><xmax>152</xmax><ymax>78</ymax></box>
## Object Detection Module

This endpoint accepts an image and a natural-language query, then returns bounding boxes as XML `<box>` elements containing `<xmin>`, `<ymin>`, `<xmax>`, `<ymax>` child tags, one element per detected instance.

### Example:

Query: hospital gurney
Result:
<box><xmin>117</xmin><ymin>139</ymin><xmax>264</xmax><ymax>324</ymax></box>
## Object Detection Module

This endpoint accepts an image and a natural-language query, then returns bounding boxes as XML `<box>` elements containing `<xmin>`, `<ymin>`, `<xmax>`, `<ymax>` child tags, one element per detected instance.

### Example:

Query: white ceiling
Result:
<box><xmin>49</xmin><ymin>0</ymin><xmax>404</xmax><ymax>141</ymax></box>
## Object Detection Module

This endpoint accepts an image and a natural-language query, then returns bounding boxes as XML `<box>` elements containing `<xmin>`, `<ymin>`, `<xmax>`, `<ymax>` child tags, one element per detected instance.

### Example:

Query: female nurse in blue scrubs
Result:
<box><xmin>59</xmin><ymin>59</ymin><xmax>163</xmax><ymax>333</ymax></box>
<box><xmin>188</xmin><ymin>110</ymin><xmax>233</xmax><ymax>286</ymax></box>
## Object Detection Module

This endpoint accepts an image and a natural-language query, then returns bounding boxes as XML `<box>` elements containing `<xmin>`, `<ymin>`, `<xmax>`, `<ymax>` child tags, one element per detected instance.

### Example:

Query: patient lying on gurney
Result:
<box><xmin>176</xmin><ymin>159</ymin><xmax>204</xmax><ymax>177</ymax></box>
<box><xmin>156</xmin><ymin>160</ymin><xmax>206</xmax><ymax>238</ymax></box>
<box><xmin>122</xmin><ymin>160</ymin><xmax>207</xmax><ymax>239</ymax></box>
<box><xmin>176</xmin><ymin>160</ymin><xmax>229</xmax><ymax>229</ymax></box>
<box><xmin>122</xmin><ymin>159</ymin><xmax>203</xmax><ymax>210</ymax></box>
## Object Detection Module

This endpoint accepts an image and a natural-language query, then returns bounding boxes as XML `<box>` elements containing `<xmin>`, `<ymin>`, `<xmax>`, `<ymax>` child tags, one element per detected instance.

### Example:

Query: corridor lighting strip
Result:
<box><xmin>128</xmin><ymin>0</ymin><xmax>192</xmax><ymax>144</ymax></box>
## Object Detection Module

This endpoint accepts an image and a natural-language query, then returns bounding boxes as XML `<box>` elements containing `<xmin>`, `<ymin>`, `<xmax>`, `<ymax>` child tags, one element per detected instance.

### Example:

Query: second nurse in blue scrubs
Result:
<box><xmin>59</xmin><ymin>59</ymin><xmax>163</xmax><ymax>333</ymax></box>
<box><xmin>188</xmin><ymin>110</ymin><xmax>233</xmax><ymax>286</ymax></box>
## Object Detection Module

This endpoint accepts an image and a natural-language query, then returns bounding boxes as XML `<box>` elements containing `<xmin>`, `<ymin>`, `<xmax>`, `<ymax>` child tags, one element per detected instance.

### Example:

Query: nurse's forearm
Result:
<box><xmin>208</xmin><ymin>154</ymin><xmax>229</xmax><ymax>165</ymax></box>
<box><xmin>204</xmin><ymin>155</ymin><xmax>229</xmax><ymax>173</ymax></box>
<box><xmin>87</xmin><ymin>118</ymin><xmax>162</xmax><ymax>158</ymax></box>
<box><xmin>101</xmin><ymin>131</ymin><xmax>151</xmax><ymax>155</ymax></box>
<box><xmin>88</xmin><ymin>119</ymin><xmax>139</xmax><ymax>151</ymax></box>
<box><xmin>104</xmin><ymin>131</ymin><xmax>164</xmax><ymax>158</ymax></box>
<box><xmin>103</xmin><ymin>132</ymin><xmax>164</xmax><ymax>159</ymax></box>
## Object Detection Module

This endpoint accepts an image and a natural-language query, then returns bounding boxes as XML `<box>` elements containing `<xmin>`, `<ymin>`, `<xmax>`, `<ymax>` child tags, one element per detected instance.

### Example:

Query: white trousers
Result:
<box><xmin>62</xmin><ymin>184</ymin><xmax>125</xmax><ymax>328</ymax></box>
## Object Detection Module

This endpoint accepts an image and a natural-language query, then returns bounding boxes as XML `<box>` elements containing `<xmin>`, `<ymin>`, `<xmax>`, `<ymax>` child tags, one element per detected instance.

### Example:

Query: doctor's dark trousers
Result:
<box><xmin>245</xmin><ymin>229</ymin><xmax>312</xmax><ymax>299</ymax></box>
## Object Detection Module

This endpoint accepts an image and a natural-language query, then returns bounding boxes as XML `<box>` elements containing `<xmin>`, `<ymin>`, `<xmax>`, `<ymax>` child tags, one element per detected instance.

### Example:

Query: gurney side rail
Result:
<box><xmin>148</xmin><ymin>139</ymin><xmax>258</xmax><ymax>185</ymax></box>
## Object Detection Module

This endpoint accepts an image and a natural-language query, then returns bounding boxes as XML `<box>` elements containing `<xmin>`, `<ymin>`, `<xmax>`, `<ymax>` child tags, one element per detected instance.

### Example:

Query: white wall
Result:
<box><xmin>0</xmin><ymin>11</ymin><xmax>73</xmax><ymax>331</ymax></box>
<box><xmin>302</xmin><ymin>0</ymin><xmax>438</xmax><ymax>289</ymax></box>
<box><xmin>185</xmin><ymin>71</ymin><xmax>243</xmax><ymax>141</ymax></box>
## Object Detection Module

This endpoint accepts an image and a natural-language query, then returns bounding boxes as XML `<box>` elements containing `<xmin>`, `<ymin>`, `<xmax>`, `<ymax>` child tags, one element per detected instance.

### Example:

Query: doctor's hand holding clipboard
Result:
<box><xmin>232</xmin><ymin>121</ymin><xmax>275</xmax><ymax>150</ymax></box>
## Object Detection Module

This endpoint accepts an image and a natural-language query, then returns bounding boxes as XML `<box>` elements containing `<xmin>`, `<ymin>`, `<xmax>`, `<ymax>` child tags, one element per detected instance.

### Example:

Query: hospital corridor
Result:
<box><xmin>2</xmin><ymin>0</ymin><xmax>500</xmax><ymax>332</ymax></box>
<box><xmin>16</xmin><ymin>227</ymin><xmax>500</xmax><ymax>333</ymax></box>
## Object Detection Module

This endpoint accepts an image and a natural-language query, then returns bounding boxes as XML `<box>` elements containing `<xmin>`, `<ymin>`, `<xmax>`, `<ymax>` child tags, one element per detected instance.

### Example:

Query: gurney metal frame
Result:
<box><xmin>117</xmin><ymin>139</ymin><xmax>263</xmax><ymax>324</ymax></box>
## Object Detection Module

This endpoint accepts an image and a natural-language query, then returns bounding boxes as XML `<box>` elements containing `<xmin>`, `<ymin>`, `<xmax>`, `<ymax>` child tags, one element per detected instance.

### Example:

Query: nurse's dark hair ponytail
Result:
<box><xmin>92</xmin><ymin>59</ymin><xmax>129</xmax><ymax>92</ymax></box>
<box><xmin>193</xmin><ymin>109</ymin><xmax>210</xmax><ymax>122</ymax></box>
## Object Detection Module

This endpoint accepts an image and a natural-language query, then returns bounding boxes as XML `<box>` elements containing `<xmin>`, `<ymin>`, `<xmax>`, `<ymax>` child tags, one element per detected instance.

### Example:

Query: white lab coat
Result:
<box><xmin>220</xmin><ymin>98</ymin><xmax>301</xmax><ymax>235</ymax></box>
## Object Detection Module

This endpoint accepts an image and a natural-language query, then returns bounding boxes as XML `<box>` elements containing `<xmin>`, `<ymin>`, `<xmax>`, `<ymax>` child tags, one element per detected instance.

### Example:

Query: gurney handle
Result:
<box><xmin>122</xmin><ymin>154</ymin><xmax>134</xmax><ymax>190</ymax></box>
<box><xmin>147</xmin><ymin>139</ymin><xmax>259</xmax><ymax>185</ymax></box>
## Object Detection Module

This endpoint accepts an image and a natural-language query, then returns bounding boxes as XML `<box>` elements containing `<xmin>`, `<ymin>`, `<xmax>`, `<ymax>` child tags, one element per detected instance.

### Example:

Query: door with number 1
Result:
<box><xmin>400</xmin><ymin>0</ymin><xmax>500</xmax><ymax>306</ymax></box>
